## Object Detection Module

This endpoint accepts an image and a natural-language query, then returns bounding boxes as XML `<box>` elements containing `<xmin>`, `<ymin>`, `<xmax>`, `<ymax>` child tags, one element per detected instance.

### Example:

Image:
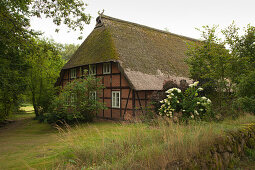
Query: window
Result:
<box><xmin>112</xmin><ymin>91</ymin><xmax>120</xmax><ymax>108</ymax></box>
<box><xmin>103</xmin><ymin>63</ymin><xmax>111</xmax><ymax>74</ymax></box>
<box><xmin>83</xmin><ymin>68</ymin><xmax>88</xmax><ymax>76</ymax></box>
<box><xmin>70</xmin><ymin>93</ymin><xmax>76</xmax><ymax>105</ymax></box>
<box><xmin>70</xmin><ymin>68</ymin><xmax>76</xmax><ymax>79</ymax></box>
<box><xmin>89</xmin><ymin>91</ymin><xmax>97</xmax><ymax>101</ymax></box>
<box><xmin>89</xmin><ymin>65</ymin><xmax>96</xmax><ymax>75</ymax></box>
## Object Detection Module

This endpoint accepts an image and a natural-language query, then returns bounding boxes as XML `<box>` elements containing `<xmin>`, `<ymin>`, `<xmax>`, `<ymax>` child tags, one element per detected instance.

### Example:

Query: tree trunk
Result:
<box><xmin>32</xmin><ymin>91</ymin><xmax>39</xmax><ymax>118</ymax></box>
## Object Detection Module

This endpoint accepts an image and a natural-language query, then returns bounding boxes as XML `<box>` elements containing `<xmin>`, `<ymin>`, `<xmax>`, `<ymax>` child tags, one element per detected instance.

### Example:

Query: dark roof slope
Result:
<box><xmin>62</xmin><ymin>15</ymin><xmax>198</xmax><ymax>90</ymax></box>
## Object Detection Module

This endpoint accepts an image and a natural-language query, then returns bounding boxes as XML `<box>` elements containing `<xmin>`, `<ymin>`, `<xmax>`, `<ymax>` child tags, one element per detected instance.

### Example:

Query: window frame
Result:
<box><xmin>70</xmin><ymin>68</ymin><xmax>76</xmax><ymax>79</ymax></box>
<box><xmin>89</xmin><ymin>91</ymin><xmax>97</xmax><ymax>101</ymax></box>
<box><xmin>70</xmin><ymin>93</ymin><xmax>76</xmax><ymax>105</ymax></box>
<box><xmin>112</xmin><ymin>91</ymin><xmax>120</xmax><ymax>108</ymax></box>
<box><xmin>89</xmin><ymin>65</ymin><xmax>96</xmax><ymax>75</ymax></box>
<box><xmin>103</xmin><ymin>63</ymin><xmax>111</xmax><ymax>74</ymax></box>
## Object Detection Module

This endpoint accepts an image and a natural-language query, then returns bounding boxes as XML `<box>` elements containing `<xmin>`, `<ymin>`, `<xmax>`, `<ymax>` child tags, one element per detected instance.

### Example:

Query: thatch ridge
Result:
<box><xmin>101</xmin><ymin>15</ymin><xmax>199</xmax><ymax>42</ymax></box>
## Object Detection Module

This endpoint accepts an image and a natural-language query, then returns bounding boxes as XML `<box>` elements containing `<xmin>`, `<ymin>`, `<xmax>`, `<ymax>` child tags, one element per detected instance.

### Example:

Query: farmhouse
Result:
<box><xmin>56</xmin><ymin>15</ymin><xmax>197</xmax><ymax>120</ymax></box>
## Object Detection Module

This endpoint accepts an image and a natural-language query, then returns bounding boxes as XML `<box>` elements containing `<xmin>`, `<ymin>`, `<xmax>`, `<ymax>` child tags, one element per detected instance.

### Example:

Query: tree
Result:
<box><xmin>186</xmin><ymin>26</ymin><xmax>232</xmax><ymax>96</ymax></box>
<box><xmin>0</xmin><ymin>0</ymin><xmax>91</xmax><ymax>121</ymax></box>
<box><xmin>26</xmin><ymin>38</ymin><xmax>65</xmax><ymax>118</ymax></box>
<box><xmin>60</xmin><ymin>43</ymin><xmax>80</xmax><ymax>61</ymax></box>
<box><xmin>186</xmin><ymin>23</ymin><xmax>255</xmax><ymax>115</ymax></box>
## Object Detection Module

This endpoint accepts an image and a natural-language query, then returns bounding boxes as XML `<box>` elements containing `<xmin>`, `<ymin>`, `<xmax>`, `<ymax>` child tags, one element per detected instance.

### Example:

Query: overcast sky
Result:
<box><xmin>30</xmin><ymin>0</ymin><xmax>255</xmax><ymax>45</ymax></box>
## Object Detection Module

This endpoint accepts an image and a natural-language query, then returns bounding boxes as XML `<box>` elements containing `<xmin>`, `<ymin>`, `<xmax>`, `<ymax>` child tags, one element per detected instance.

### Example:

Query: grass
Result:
<box><xmin>1</xmin><ymin>106</ymin><xmax>255</xmax><ymax>169</ymax></box>
<box><xmin>57</xmin><ymin>114</ymin><xmax>255</xmax><ymax>169</ymax></box>
<box><xmin>0</xmin><ymin>106</ymin><xmax>63</xmax><ymax>170</ymax></box>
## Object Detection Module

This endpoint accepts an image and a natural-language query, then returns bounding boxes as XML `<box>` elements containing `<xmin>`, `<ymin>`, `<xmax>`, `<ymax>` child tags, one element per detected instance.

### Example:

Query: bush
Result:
<box><xmin>158</xmin><ymin>81</ymin><xmax>212</xmax><ymax>121</ymax></box>
<box><xmin>45</xmin><ymin>75</ymin><xmax>106</xmax><ymax>124</ymax></box>
<box><xmin>234</xmin><ymin>71</ymin><xmax>255</xmax><ymax>114</ymax></box>
<box><xmin>151</xmin><ymin>80</ymin><xmax>189</xmax><ymax>114</ymax></box>
<box><xmin>233</xmin><ymin>97</ymin><xmax>255</xmax><ymax>114</ymax></box>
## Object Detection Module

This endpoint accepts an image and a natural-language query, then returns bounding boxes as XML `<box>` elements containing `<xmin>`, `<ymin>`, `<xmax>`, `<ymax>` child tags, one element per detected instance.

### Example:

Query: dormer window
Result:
<box><xmin>89</xmin><ymin>65</ymin><xmax>96</xmax><ymax>75</ymax></box>
<box><xmin>103</xmin><ymin>63</ymin><xmax>111</xmax><ymax>74</ymax></box>
<box><xmin>70</xmin><ymin>68</ymin><xmax>76</xmax><ymax>79</ymax></box>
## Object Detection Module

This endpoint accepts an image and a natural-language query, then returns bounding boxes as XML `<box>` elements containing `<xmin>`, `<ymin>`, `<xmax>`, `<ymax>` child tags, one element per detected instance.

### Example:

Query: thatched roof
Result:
<box><xmin>62</xmin><ymin>15</ymin><xmax>198</xmax><ymax>90</ymax></box>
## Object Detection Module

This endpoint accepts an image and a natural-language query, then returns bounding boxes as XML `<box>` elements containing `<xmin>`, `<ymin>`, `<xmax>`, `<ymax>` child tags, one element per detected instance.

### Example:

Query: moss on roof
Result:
<box><xmin>62</xmin><ymin>15</ymin><xmax>198</xmax><ymax>90</ymax></box>
<box><xmin>63</xmin><ymin>26</ymin><xmax>118</xmax><ymax>69</ymax></box>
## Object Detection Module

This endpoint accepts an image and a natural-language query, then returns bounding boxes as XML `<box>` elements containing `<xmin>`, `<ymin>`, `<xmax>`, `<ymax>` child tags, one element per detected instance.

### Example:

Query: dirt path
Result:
<box><xmin>0</xmin><ymin>114</ymin><xmax>62</xmax><ymax>169</ymax></box>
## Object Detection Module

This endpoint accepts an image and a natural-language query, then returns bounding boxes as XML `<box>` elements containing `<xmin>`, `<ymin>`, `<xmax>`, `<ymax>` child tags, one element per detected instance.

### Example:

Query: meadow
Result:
<box><xmin>1</xmin><ymin>106</ymin><xmax>255</xmax><ymax>169</ymax></box>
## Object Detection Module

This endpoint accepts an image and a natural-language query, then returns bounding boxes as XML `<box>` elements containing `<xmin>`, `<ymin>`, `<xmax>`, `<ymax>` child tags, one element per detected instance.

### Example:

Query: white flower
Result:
<box><xmin>177</xmin><ymin>100</ymin><xmax>179</xmax><ymax>103</ymax></box>
<box><xmin>191</xmin><ymin>115</ymin><xmax>194</xmax><ymax>119</ymax></box>
<box><xmin>197</xmin><ymin>102</ymin><xmax>200</xmax><ymax>105</ymax></box>
<box><xmin>207</xmin><ymin>99</ymin><xmax>211</xmax><ymax>103</ymax></box>
<box><xmin>194</xmin><ymin>110</ymin><xmax>199</xmax><ymax>115</ymax></box>
<box><xmin>194</xmin><ymin>81</ymin><xmax>199</xmax><ymax>86</ymax></box>
<box><xmin>182</xmin><ymin>109</ymin><xmax>186</xmax><ymax>112</ymax></box>
<box><xmin>177</xmin><ymin>89</ymin><xmax>181</xmax><ymax>93</ymax></box>
<box><xmin>166</xmin><ymin>114</ymin><xmax>170</xmax><ymax>117</ymax></box>
<box><xmin>199</xmin><ymin>109</ymin><xmax>204</xmax><ymax>111</ymax></box>
<box><xmin>201</xmin><ymin>97</ymin><xmax>207</xmax><ymax>100</ymax></box>
<box><xmin>160</xmin><ymin>100</ymin><xmax>164</xmax><ymax>103</ymax></box>
<box><xmin>198</xmin><ymin>87</ymin><xmax>203</xmax><ymax>91</ymax></box>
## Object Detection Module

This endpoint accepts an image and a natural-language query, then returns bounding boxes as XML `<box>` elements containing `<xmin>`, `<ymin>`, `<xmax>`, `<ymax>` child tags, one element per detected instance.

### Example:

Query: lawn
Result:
<box><xmin>0</xmin><ymin>107</ymin><xmax>62</xmax><ymax>169</ymax></box>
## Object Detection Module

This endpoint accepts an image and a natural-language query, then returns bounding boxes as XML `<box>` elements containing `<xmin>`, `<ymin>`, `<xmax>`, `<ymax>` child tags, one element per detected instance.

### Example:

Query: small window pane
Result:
<box><xmin>89</xmin><ymin>65</ymin><xmax>96</xmax><ymax>75</ymax></box>
<box><xmin>71</xmin><ymin>69</ymin><xmax>76</xmax><ymax>79</ymax></box>
<box><xmin>112</xmin><ymin>91</ymin><xmax>120</xmax><ymax>108</ymax></box>
<box><xmin>89</xmin><ymin>91</ymin><xmax>97</xmax><ymax>101</ymax></box>
<box><xmin>103</xmin><ymin>63</ymin><xmax>111</xmax><ymax>74</ymax></box>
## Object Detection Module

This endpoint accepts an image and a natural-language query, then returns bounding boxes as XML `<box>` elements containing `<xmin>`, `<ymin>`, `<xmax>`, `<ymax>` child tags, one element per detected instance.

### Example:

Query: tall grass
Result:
<box><xmin>56</xmin><ymin>114</ymin><xmax>255</xmax><ymax>169</ymax></box>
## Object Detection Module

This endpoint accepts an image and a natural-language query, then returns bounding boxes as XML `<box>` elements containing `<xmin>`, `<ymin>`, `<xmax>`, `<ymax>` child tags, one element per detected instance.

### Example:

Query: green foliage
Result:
<box><xmin>234</xmin><ymin>71</ymin><xmax>255</xmax><ymax>114</ymax></box>
<box><xmin>60</xmin><ymin>43</ymin><xmax>80</xmax><ymax>61</ymax></box>
<box><xmin>26</xmin><ymin>38</ymin><xmax>65</xmax><ymax>118</ymax></box>
<box><xmin>0</xmin><ymin>0</ymin><xmax>91</xmax><ymax>121</ymax></box>
<box><xmin>46</xmin><ymin>76</ymin><xmax>106</xmax><ymax>124</ymax></box>
<box><xmin>186</xmin><ymin>23</ymin><xmax>255</xmax><ymax>117</ymax></box>
<box><xmin>186</xmin><ymin>26</ymin><xmax>232</xmax><ymax>95</ymax></box>
<box><xmin>158</xmin><ymin>81</ymin><xmax>212</xmax><ymax>121</ymax></box>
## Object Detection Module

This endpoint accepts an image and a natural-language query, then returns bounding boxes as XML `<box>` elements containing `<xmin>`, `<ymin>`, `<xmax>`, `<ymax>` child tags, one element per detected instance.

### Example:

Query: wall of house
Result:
<box><xmin>60</xmin><ymin>62</ymin><xmax>153</xmax><ymax>120</ymax></box>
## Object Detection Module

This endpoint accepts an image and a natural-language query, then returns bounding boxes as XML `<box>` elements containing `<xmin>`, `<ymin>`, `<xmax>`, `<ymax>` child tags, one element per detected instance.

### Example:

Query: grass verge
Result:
<box><xmin>57</xmin><ymin>114</ymin><xmax>255</xmax><ymax>169</ymax></box>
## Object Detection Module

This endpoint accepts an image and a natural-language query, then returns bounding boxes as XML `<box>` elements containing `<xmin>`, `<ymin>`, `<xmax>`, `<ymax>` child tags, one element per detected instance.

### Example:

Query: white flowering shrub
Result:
<box><xmin>158</xmin><ymin>81</ymin><xmax>212</xmax><ymax>120</ymax></box>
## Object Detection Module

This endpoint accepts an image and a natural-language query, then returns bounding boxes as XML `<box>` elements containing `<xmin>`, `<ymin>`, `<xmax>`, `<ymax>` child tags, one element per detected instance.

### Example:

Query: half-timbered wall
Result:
<box><xmin>60</xmin><ymin>62</ymin><xmax>153</xmax><ymax>120</ymax></box>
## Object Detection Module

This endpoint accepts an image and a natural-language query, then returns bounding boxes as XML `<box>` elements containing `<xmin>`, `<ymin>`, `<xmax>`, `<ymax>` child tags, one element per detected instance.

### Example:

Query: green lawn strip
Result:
<box><xmin>0</xmin><ymin>117</ymin><xmax>64</xmax><ymax>170</ymax></box>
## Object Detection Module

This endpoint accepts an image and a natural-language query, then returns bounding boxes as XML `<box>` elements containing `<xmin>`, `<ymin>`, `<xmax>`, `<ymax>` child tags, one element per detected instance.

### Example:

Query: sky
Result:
<box><xmin>30</xmin><ymin>0</ymin><xmax>255</xmax><ymax>45</ymax></box>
